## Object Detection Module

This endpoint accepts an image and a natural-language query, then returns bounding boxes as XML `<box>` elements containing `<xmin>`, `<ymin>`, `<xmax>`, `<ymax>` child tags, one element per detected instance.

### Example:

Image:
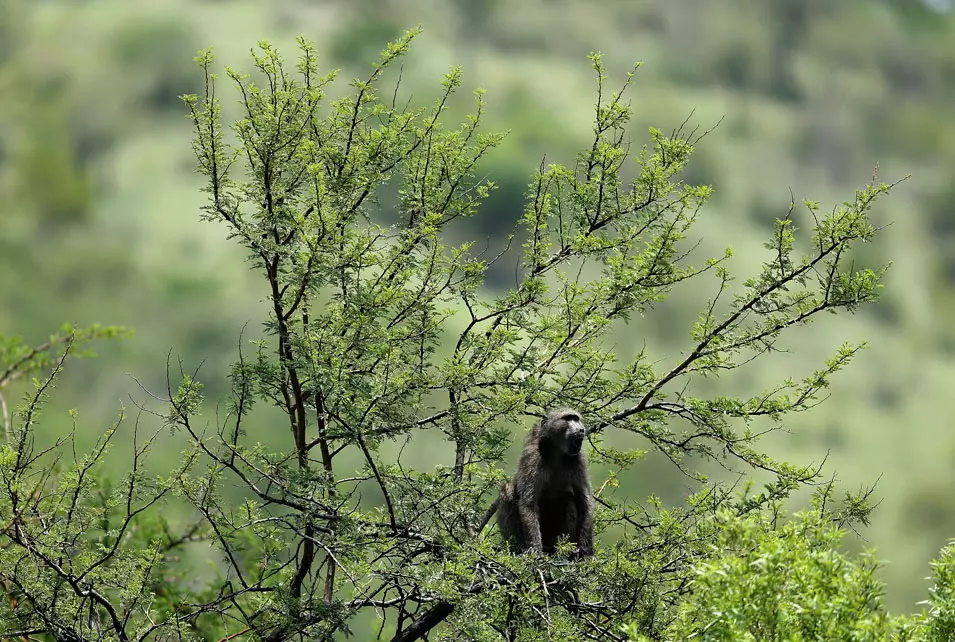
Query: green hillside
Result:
<box><xmin>2</xmin><ymin>0</ymin><xmax>955</xmax><ymax>613</ymax></box>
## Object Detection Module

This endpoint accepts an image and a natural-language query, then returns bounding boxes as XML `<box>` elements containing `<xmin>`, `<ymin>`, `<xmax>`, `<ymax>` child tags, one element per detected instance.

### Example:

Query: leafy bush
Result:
<box><xmin>622</xmin><ymin>508</ymin><xmax>955</xmax><ymax>642</ymax></box>
<box><xmin>637</xmin><ymin>503</ymin><xmax>900</xmax><ymax>641</ymax></box>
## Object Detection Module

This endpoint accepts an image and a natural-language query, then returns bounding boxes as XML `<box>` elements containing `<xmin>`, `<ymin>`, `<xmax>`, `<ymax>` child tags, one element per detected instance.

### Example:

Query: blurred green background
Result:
<box><xmin>2</xmin><ymin>0</ymin><xmax>955</xmax><ymax>612</ymax></box>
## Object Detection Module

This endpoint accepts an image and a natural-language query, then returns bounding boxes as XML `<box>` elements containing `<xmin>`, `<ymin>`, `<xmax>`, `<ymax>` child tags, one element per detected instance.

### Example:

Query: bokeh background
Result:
<box><xmin>2</xmin><ymin>0</ymin><xmax>955</xmax><ymax>612</ymax></box>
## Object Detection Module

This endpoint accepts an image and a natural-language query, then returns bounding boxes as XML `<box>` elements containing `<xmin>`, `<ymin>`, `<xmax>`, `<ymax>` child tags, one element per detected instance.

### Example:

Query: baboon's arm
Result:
<box><xmin>575</xmin><ymin>492</ymin><xmax>594</xmax><ymax>557</ymax></box>
<box><xmin>517</xmin><ymin>496</ymin><xmax>542</xmax><ymax>552</ymax></box>
<box><xmin>513</xmin><ymin>450</ymin><xmax>543</xmax><ymax>552</ymax></box>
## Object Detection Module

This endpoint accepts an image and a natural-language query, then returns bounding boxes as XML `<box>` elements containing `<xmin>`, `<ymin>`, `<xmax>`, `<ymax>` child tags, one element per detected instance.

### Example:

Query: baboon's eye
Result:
<box><xmin>561</xmin><ymin>413</ymin><xmax>580</xmax><ymax>423</ymax></box>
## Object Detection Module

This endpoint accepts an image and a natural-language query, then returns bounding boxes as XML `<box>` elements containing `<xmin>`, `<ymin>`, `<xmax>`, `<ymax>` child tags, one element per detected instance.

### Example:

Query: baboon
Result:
<box><xmin>495</xmin><ymin>408</ymin><xmax>594</xmax><ymax>557</ymax></box>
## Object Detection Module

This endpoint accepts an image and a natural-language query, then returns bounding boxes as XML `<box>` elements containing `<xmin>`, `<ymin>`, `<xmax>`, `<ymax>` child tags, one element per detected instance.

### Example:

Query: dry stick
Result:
<box><xmin>218</xmin><ymin>626</ymin><xmax>251</xmax><ymax>642</ymax></box>
<box><xmin>594</xmin><ymin>477</ymin><xmax>615</xmax><ymax>498</ymax></box>
<box><xmin>0</xmin><ymin>391</ymin><xmax>9</xmax><ymax>443</ymax></box>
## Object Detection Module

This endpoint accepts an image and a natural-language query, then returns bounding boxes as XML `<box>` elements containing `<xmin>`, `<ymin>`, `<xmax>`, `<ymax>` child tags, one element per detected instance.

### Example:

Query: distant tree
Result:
<box><xmin>111</xmin><ymin>19</ymin><xmax>202</xmax><ymax>113</ymax></box>
<box><xmin>0</xmin><ymin>27</ymin><xmax>906</xmax><ymax>641</ymax></box>
<box><xmin>768</xmin><ymin>0</ymin><xmax>809</xmax><ymax>100</ymax></box>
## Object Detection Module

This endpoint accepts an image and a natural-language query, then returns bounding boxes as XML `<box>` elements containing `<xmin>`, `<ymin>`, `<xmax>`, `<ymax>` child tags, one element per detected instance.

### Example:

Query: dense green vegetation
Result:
<box><xmin>2</xmin><ymin>0</ymin><xmax>955</xmax><ymax>626</ymax></box>
<box><xmin>0</xmin><ymin>27</ymin><xmax>935</xmax><ymax>640</ymax></box>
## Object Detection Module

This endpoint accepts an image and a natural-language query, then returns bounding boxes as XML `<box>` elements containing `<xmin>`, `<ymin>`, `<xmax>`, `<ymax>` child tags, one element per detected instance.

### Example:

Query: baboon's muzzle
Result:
<box><xmin>567</xmin><ymin>433</ymin><xmax>584</xmax><ymax>455</ymax></box>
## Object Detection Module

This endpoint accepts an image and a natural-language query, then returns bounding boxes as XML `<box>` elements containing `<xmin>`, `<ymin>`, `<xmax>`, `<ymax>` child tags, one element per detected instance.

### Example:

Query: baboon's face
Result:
<box><xmin>545</xmin><ymin>409</ymin><xmax>587</xmax><ymax>456</ymax></box>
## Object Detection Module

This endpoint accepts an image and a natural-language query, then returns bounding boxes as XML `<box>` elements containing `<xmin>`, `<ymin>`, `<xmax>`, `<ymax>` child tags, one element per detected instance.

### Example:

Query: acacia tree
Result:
<box><xmin>0</xmin><ymin>28</ymin><xmax>902</xmax><ymax>641</ymax></box>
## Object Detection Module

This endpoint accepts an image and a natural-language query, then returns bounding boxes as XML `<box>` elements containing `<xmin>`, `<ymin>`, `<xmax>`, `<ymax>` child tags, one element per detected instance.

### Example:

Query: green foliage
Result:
<box><xmin>917</xmin><ymin>541</ymin><xmax>955</xmax><ymax>640</ymax></box>
<box><xmin>0</xmin><ymin>28</ymin><xmax>915</xmax><ymax>642</ymax></box>
<box><xmin>620</xmin><ymin>509</ymin><xmax>955</xmax><ymax>642</ymax></box>
<box><xmin>0</xmin><ymin>324</ymin><xmax>129</xmax><ymax>385</ymax></box>
<box><xmin>5</xmin><ymin>4</ymin><xmax>955</xmax><ymax>616</ymax></box>
<box><xmin>0</xmin><ymin>325</ymin><xmax>144</xmax><ymax>640</ymax></box>
<box><xmin>656</xmin><ymin>505</ymin><xmax>897</xmax><ymax>641</ymax></box>
<box><xmin>0</xmin><ymin>324</ymin><xmax>129</xmax><ymax>437</ymax></box>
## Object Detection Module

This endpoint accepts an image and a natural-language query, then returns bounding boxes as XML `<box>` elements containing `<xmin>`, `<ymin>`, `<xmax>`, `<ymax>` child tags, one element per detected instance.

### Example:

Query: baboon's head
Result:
<box><xmin>540</xmin><ymin>408</ymin><xmax>587</xmax><ymax>456</ymax></box>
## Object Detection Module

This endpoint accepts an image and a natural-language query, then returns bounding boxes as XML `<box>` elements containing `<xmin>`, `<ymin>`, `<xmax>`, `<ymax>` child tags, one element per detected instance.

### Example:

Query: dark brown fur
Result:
<box><xmin>496</xmin><ymin>408</ymin><xmax>594</xmax><ymax>557</ymax></box>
